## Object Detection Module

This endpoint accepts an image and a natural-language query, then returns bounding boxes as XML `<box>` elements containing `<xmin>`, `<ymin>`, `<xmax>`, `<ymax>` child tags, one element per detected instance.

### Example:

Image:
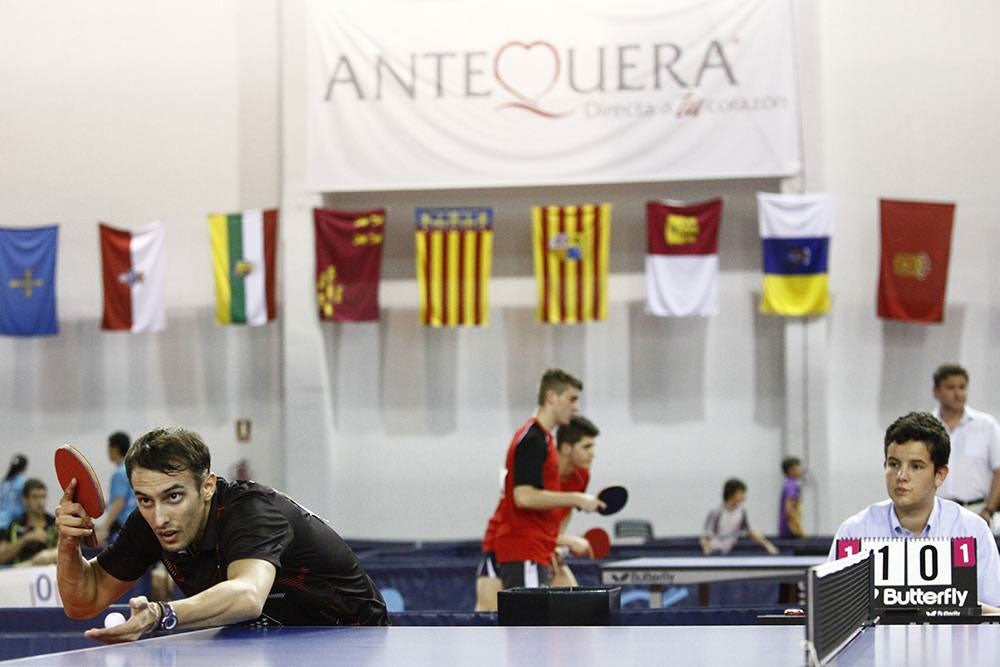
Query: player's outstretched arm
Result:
<box><xmin>172</xmin><ymin>558</ymin><xmax>276</xmax><ymax>628</ymax></box>
<box><xmin>512</xmin><ymin>485</ymin><xmax>604</xmax><ymax>512</ymax></box>
<box><xmin>164</xmin><ymin>558</ymin><xmax>276</xmax><ymax>629</ymax></box>
<box><xmin>749</xmin><ymin>528</ymin><xmax>780</xmax><ymax>555</ymax></box>
<box><xmin>55</xmin><ymin>480</ymin><xmax>135</xmax><ymax>618</ymax></box>
<box><xmin>84</xmin><ymin>558</ymin><xmax>277</xmax><ymax>644</ymax></box>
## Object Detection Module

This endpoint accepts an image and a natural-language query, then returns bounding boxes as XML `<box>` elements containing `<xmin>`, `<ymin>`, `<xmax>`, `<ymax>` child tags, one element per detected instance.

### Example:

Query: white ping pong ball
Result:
<box><xmin>104</xmin><ymin>612</ymin><xmax>126</xmax><ymax>628</ymax></box>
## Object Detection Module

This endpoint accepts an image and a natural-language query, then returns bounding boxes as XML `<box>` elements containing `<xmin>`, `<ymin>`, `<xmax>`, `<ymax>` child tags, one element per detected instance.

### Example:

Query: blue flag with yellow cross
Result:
<box><xmin>0</xmin><ymin>226</ymin><xmax>59</xmax><ymax>336</ymax></box>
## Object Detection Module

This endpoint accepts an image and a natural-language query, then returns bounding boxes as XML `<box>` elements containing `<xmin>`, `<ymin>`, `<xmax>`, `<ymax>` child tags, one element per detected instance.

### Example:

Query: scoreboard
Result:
<box><xmin>836</xmin><ymin>537</ymin><xmax>979</xmax><ymax>617</ymax></box>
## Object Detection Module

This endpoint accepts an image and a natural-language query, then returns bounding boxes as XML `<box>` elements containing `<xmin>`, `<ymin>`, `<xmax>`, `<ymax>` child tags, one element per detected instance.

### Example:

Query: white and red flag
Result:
<box><xmin>645</xmin><ymin>198</ymin><xmax>722</xmax><ymax>317</ymax></box>
<box><xmin>99</xmin><ymin>222</ymin><xmax>166</xmax><ymax>332</ymax></box>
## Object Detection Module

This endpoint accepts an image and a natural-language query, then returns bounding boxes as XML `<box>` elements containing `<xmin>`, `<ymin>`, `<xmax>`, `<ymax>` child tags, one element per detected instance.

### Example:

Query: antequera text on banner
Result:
<box><xmin>306</xmin><ymin>0</ymin><xmax>801</xmax><ymax>191</ymax></box>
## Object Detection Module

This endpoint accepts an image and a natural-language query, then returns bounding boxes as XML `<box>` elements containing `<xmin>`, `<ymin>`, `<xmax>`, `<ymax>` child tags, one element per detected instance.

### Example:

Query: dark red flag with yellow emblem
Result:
<box><xmin>877</xmin><ymin>198</ymin><xmax>955</xmax><ymax>323</ymax></box>
<box><xmin>314</xmin><ymin>208</ymin><xmax>385</xmax><ymax>321</ymax></box>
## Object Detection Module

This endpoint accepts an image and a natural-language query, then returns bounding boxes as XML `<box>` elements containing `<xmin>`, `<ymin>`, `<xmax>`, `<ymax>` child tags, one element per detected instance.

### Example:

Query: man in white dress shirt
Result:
<box><xmin>829</xmin><ymin>411</ymin><xmax>1000</xmax><ymax>609</ymax></box>
<box><xmin>932</xmin><ymin>364</ymin><xmax>1000</xmax><ymax>527</ymax></box>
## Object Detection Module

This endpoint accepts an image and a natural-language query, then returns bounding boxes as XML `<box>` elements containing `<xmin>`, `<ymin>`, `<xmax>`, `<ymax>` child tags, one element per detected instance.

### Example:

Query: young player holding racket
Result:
<box><xmin>490</xmin><ymin>370</ymin><xmax>604</xmax><ymax>591</ymax></box>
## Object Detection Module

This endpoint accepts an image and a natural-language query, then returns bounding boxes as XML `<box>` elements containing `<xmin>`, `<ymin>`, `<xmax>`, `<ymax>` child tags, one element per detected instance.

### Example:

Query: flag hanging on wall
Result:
<box><xmin>645</xmin><ymin>198</ymin><xmax>722</xmax><ymax>317</ymax></box>
<box><xmin>99</xmin><ymin>222</ymin><xmax>166</xmax><ymax>332</ymax></box>
<box><xmin>0</xmin><ymin>226</ymin><xmax>59</xmax><ymax>336</ymax></box>
<box><xmin>314</xmin><ymin>208</ymin><xmax>385</xmax><ymax>322</ymax></box>
<box><xmin>877</xmin><ymin>198</ymin><xmax>955</xmax><ymax>323</ymax></box>
<box><xmin>757</xmin><ymin>193</ymin><xmax>834</xmax><ymax>316</ymax></box>
<box><xmin>208</xmin><ymin>209</ymin><xmax>278</xmax><ymax>326</ymax></box>
<box><xmin>415</xmin><ymin>207</ymin><xmax>493</xmax><ymax>327</ymax></box>
<box><xmin>532</xmin><ymin>203</ymin><xmax>611</xmax><ymax>324</ymax></box>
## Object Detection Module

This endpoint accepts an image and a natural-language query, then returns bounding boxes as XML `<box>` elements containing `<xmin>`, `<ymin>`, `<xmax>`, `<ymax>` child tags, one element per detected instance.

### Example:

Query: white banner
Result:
<box><xmin>306</xmin><ymin>0</ymin><xmax>801</xmax><ymax>191</ymax></box>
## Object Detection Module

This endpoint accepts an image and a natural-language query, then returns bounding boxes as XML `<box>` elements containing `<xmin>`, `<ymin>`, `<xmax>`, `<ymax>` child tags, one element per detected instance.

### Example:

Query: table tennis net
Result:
<box><xmin>806</xmin><ymin>551</ymin><xmax>872</xmax><ymax>666</ymax></box>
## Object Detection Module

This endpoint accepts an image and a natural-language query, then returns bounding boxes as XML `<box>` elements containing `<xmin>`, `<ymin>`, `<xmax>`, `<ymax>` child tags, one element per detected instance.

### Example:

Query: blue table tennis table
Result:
<box><xmin>3</xmin><ymin>624</ymin><xmax>1000</xmax><ymax>666</ymax></box>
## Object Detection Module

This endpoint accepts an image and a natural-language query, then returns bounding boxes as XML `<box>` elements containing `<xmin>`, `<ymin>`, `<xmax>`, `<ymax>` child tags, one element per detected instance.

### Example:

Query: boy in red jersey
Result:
<box><xmin>475</xmin><ymin>414</ymin><xmax>601</xmax><ymax>608</ymax></box>
<box><xmin>550</xmin><ymin>416</ymin><xmax>600</xmax><ymax>586</ymax></box>
<box><xmin>490</xmin><ymin>369</ymin><xmax>603</xmax><ymax>592</ymax></box>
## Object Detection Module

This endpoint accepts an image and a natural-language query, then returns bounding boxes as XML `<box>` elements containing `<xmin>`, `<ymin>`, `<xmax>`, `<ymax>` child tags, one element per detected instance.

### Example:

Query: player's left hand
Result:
<box><xmin>563</xmin><ymin>534</ymin><xmax>594</xmax><ymax>558</ymax></box>
<box><xmin>978</xmin><ymin>509</ymin><xmax>993</xmax><ymax>524</ymax></box>
<box><xmin>83</xmin><ymin>596</ymin><xmax>160</xmax><ymax>644</ymax></box>
<box><xmin>766</xmin><ymin>543</ymin><xmax>780</xmax><ymax>555</ymax></box>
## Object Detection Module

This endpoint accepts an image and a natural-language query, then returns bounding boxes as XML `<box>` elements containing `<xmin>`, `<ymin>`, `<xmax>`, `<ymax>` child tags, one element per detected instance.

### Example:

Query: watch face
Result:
<box><xmin>161</xmin><ymin>604</ymin><xmax>178</xmax><ymax>631</ymax></box>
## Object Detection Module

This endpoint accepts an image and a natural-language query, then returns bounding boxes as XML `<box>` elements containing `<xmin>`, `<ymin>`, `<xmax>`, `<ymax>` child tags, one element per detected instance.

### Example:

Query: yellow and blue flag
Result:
<box><xmin>757</xmin><ymin>193</ymin><xmax>834</xmax><ymax>316</ymax></box>
<box><xmin>0</xmin><ymin>226</ymin><xmax>59</xmax><ymax>336</ymax></box>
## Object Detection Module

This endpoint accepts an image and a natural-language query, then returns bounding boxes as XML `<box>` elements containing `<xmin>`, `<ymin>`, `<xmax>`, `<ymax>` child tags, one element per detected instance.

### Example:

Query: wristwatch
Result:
<box><xmin>158</xmin><ymin>602</ymin><xmax>178</xmax><ymax>632</ymax></box>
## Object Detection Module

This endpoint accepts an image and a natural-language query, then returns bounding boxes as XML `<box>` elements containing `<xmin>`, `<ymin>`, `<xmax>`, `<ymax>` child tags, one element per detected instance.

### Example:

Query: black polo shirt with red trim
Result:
<box><xmin>97</xmin><ymin>477</ymin><xmax>388</xmax><ymax>626</ymax></box>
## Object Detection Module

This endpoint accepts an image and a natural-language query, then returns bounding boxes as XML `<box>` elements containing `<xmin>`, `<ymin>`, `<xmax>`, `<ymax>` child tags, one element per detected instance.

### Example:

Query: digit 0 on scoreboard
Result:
<box><xmin>906</xmin><ymin>538</ymin><xmax>951</xmax><ymax>586</ymax></box>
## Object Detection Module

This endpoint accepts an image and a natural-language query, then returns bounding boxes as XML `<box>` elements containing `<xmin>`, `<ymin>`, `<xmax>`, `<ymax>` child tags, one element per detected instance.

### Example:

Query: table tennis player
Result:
<box><xmin>491</xmin><ymin>369</ymin><xmax>604</xmax><ymax>591</ymax></box>
<box><xmin>55</xmin><ymin>427</ymin><xmax>388</xmax><ymax>643</ymax></box>
<box><xmin>828</xmin><ymin>411</ymin><xmax>1000</xmax><ymax>610</ymax></box>
<box><xmin>550</xmin><ymin>415</ymin><xmax>602</xmax><ymax>586</ymax></box>
<box><xmin>476</xmin><ymin>414</ymin><xmax>603</xmax><ymax>609</ymax></box>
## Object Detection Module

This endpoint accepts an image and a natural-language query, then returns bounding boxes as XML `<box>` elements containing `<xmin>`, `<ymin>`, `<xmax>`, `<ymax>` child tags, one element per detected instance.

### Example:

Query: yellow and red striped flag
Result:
<box><xmin>415</xmin><ymin>207</ymin><xmax>493</xmax><ymax>327</ymax></box>
<box><xmin>532</xmin><ymin>203</ymin><xmax>611</xmax><ymax>324</ymax></box>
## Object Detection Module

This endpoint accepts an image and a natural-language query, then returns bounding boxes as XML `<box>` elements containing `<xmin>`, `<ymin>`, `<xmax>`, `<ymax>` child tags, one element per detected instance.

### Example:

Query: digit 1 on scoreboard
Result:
<box><xmin>952</xmin><ymin>537</ymin><xmax>977</xmax><ymax>568</ymax></box>
<box><xmin>836</xmin><ymin>539</ymin><xmax>861</xmax><ymax>560</ymax></box>
<box><xmin>864</xmin><ymin>539</ymin><xmax>906</xmax><ymax>586</ymax></box>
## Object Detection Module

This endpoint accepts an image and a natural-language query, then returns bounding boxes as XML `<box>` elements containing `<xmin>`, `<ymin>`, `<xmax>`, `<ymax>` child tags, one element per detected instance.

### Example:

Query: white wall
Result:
<box><xmin>813</xmin><ymin>1</ymin><xmax>1000</xmax><ymax>531</ymax></box>
<box><xmin>2</xmin><ymin>2</ymin><xmax>999</xmax><ymax>541</ymax></box>
<box><xmin>0</xmin><ymin>1</ymin><xmax>283</xmax><ymax>496</ymax></box>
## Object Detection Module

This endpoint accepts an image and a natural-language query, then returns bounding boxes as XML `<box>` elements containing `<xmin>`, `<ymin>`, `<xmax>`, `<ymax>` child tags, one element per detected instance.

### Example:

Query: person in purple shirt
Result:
<box><xmin>778</xmin><ymin>457</ymin><xmax>805</xmax><ymax>538</ymax></box>
<box><xmin>829</xmin><ymin>411</ymin><xmax>1000</xmax><ymax>610</ymax></box>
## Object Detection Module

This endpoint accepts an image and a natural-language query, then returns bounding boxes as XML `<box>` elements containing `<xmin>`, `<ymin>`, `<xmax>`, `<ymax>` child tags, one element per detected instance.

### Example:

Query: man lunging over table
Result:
<box><xmin>829</xmin><ymin>411</ymin><xmax>1000</xmax><ymax>611</ymax></box>
<box><xmin>56</xmin><ymin>427</ymin><xmax>388</xmax><ymax>643</ymax></box>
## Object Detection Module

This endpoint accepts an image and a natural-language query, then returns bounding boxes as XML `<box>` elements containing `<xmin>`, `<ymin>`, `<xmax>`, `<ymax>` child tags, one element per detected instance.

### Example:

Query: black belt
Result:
<box><xmin>948</xmin><ymin>497</ymin><xmax>986</xmax><ymax>507</ymax></box>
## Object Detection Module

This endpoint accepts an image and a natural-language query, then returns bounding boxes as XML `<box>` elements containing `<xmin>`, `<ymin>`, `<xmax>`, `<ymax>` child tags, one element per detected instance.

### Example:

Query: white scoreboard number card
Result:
<box><xmin>836</xmin><ymin>537</ymin><xmax>978</xmax><ymax>618</ymax></box>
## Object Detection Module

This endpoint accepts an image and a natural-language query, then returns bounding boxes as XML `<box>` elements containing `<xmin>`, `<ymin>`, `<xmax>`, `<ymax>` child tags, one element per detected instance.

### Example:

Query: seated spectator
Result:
<box><xmin>0</xmin><ymin>454</ymin><xmax>29</xmax><ymax>529</ymax></box>
<box><xmin>701</xmin><ymin>478</ymin><xmax>779</xmax><ymax>555</ymax></box>
<box><xmin>0</xmin><ymin>478</ymin><xmax>58</xmax><ymax>565</ymax></box>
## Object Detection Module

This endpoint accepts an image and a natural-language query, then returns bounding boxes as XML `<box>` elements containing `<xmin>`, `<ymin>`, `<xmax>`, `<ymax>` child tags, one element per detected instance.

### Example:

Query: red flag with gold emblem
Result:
<box><xmin>314</xmin><ymin>208</ymin><xmax>385</xmax><ymax>321</ymax></box>
<box><xmin>877</xmin><ymin>199</ymin><xmax>955</xmax><ymax>323</ymax></box>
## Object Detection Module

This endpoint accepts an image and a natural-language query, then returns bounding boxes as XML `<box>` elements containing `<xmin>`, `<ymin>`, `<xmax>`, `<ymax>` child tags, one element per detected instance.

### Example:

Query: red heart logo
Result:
<box><xmin>493</xmin><ymin>40</ymin><xmax>561</xmax><ymax>103</ymax></box>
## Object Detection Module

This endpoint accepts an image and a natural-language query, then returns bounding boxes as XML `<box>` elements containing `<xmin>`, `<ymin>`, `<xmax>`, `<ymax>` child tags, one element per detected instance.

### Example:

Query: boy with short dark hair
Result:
<box><xmin>829</xmin><ymin>411</ymin><xmax>1000</xmax><ymax>608</ymax></box>
<box><xmin>56</xmin><ymin>426</ymin><xmax>388</xmax><ymax>643</ymax></box>
<box><xmin>0</xmin><ymin>478</ymin><xmax>58</xmax><ymax>565</ymax></box>
<box><xmin>491</xmin><ymin>369</ymin><xmax>603</xmax><ymax>591</ymax></box>
<box><xmin>701</xmin><ymin>478</ymin><xmax>778</xmax><ymax>555</ymax></box>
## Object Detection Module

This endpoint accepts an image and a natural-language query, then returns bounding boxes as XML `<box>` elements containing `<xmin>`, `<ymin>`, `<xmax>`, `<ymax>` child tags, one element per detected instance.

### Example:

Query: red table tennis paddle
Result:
<box><xmin>54</xmin><ymin>445</ymin><xmax>106</xmax><ymax>548</ymax></box>
<box><xmin>597</xmin><ymin>485</ymin><xmax>628</xmax><ymax>516</ymax></box>
<box><xmin>584</xmin><ymin>527</ymin><xmax>611</xmax><ymax>560</ymax></box>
